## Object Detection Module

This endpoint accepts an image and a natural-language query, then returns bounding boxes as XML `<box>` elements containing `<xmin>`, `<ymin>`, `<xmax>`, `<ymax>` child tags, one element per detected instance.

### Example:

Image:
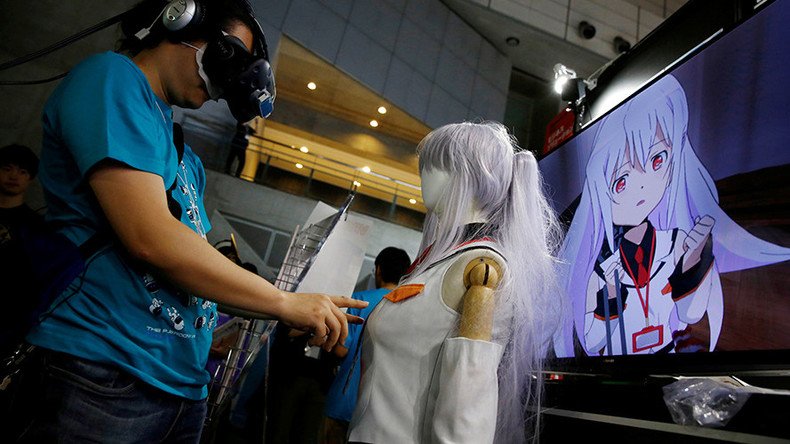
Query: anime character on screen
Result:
<box><xmin>557</xmin><ymin>74</ymin><xmax>790</xmax><ymax>356</ymax></box>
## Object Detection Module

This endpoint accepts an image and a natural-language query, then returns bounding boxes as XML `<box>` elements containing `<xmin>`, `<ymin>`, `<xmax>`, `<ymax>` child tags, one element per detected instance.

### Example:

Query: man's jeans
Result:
<box><xmin>19</xmin><ymin>350</ymin><xmax>207</xmax><ymax>443</ymax></box>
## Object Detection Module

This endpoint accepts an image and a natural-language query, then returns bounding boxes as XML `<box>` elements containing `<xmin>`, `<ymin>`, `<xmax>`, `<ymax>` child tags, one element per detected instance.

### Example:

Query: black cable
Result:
<box><xmin>0</xmin><ymin>72</ymin><xmax>68</xmax><ymax>86</ymax></box>
<box><xmin>0</xmin><ymin>10</ymin><xmax>130</xmax><ymax>72</ymax></box>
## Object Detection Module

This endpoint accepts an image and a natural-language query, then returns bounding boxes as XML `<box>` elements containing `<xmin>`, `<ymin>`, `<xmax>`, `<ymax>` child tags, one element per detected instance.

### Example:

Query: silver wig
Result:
<box><xmin>416</xmin><ymin>121</ymin><xmax>563</xmax><ymax>442</ymax></box>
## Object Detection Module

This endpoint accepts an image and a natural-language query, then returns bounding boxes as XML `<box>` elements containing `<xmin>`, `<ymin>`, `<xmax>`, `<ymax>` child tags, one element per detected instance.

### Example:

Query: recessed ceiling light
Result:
<box><xmin>353</xmin><ymin>181</ymin><xmax>362</xmax><ymax>187</ymax></box>
<box><xmin>295</xmin><ymin>163</ymin><xmax>303</xmax><ymax>169</ymax></box>
<box><xmin>369</xmin><ymin>120</ymin><xmax>379</xmax><ymax>128</ymax></box>
<box><xmin>299</xmin><ymin>146</ymin><xmax>309</xmax><ymax>153</ymax></box>
<box><xmin>361</xmin><ymin>166</ymin><xmax>371</xmax><ymax>173</ymax></box>
<box><xmin>307</xmin><ymin>82</ymin><xmax>317</xmax><ymax>90</ymax></box>
<box><xmin>377</xmin><ymin>106</ymin><xmax>387</xmax><ymax>115</ymax></box>
<box><xmin>409</xmin><ymin>198</ymin><xmax>417</xmax><ymax>204</ymax></box>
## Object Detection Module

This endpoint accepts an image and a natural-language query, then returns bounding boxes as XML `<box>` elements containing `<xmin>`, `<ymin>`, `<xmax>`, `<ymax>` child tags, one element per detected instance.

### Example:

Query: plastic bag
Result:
<box><xmin>662</xmin><ymin>378</ymin><xmax>751</xmax><ymax>427</ymax></box>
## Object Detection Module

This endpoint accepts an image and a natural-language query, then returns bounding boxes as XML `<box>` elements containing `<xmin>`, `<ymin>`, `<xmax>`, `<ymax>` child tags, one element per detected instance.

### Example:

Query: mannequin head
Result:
<box><xmin>419</xmin><ymin>169</ymin><xmax>449</xmax><ymax>212</ymax></box>
<box><xmin>417</xmin><ymin>122</ymin><xmax>520</xmax><ymax>229</ymax></box>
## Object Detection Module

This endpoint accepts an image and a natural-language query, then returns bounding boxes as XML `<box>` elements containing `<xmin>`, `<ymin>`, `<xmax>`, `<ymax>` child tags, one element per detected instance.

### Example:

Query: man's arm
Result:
<box><xmin>89</xmin><ymin>161</ymin><xmax>365</xmax><ymax>350</ymax></box>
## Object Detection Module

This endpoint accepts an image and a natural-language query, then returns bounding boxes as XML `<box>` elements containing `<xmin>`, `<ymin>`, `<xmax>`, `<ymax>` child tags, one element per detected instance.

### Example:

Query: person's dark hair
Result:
<box><xmin>374</xmin><ymin>247</ymin><xmax>411</xmax><ymax>285</ymax></box>
<box><xmin>0</xmin><ymin>144</ymin><xmax>39</xmax><ymax>178</ymax></box>
<box><xmin>118</xmin><ymin>0</ymin><xmax>257</xmax><ymax>56</ymax></box>
<box><xmin>241</xmin><ymin>262</ymin><xmax>258</xmax><ymax>275</ymax></box>
<box><xmin>217</xmin><ymin>245</ymin><xmax>241</xmax><ymax>265</ymax></box>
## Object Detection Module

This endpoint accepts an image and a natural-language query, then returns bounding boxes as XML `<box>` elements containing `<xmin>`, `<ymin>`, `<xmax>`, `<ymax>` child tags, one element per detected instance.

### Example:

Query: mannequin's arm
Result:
<box><xmin>431</xmin><ymin>254</ymin><xmax>504</xmax><ymax>443</ymax></box>
<box><xmin>459</xmin><ymin>257</ymin><xmax>501</xmax><ymax>340</ymax></box>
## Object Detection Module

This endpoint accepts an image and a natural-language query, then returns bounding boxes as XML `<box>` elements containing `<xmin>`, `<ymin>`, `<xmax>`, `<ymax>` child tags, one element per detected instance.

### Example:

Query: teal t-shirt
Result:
<box><xmin>324</xmin><ymin>287</ymin><xmax>389</xmax><ymax>422</ymax></box>
<box><xmin>27</xmin><ymin>51</ymin><xmax>216</xmax><ymax>400</ymax></box>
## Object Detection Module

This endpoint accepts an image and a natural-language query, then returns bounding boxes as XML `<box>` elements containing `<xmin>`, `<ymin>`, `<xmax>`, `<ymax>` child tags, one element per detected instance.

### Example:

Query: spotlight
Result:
<box><xmin>614</xmin><ymin>36</ymin><xmax>631</xmax><ymax>53</ymax></box>
<box><xmin>505</xmin><ymin>36</ymin><xmax>520</xmax><ymax>47</ymax></box>
<box><xmin>578</xmin><ymin>21</ymin><xmax>596</xmax><ymax>40</ymax></box>
<box><xmin>409</xmin><ymin>198</ymin><xmax>417</xmax><ymax>204</ymax></box>
<box><xmin>369</xmin><ymin>120</ymin><xmax>379</xmax><ymax>128</ymax></box>
<box><xmin>295</xmin><ymin>163</ymin><xmax>304</xmax><ymax>169</ymax></box>
<box><xmin>553</xmin><ymin>63</ymin><xmax>577</xmax><ymax>95</ymax></box>
<box><xmin>553</xmin><ymin>63</ymin><xmax>588</xmax><ymax>103</ymax></box>
<box><xmin>299</xmin><ymin>146</ymin><xmax>309</xmax><ymax>153</ymax></box>
<box><xmin>353</xmin><ymin>181</ymin><xmax>362</xmax><ymax>187</ymax></box>
<box><xmin>307</xmin><ymin>82</ymin><xmax>317</xmax><ymax>90</ymax></box>
<box><xmin>377</xmin><ymin>106</ymin><xmax>387</xmax><ymax>114</ymax></box>
<box><xmin>361</xmin><ymin>166</ymin><xmax>371</xmax><ymax>173</ymax></box>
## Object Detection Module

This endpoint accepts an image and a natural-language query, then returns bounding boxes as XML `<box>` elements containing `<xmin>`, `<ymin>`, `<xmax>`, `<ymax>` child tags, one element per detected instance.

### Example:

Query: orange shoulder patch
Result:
<box><xmin>384</xmin><ymin>284</ymin><xmax>425</xmax><ymax>303</ymax></box>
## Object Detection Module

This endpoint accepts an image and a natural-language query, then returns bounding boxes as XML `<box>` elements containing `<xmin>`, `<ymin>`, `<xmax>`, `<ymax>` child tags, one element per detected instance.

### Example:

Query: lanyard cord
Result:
<box><xmin>619</xmin><ymin>230</ymin><xmax>656</xmax><ymax>321</ymax></box>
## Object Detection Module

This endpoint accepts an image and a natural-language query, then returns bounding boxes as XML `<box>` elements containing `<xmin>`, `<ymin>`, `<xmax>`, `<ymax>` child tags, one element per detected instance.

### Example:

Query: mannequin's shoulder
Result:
<box><xmin>441</xmin><ymin>247</ymin><xmax>506</xmax><ymax>312</ymax></box>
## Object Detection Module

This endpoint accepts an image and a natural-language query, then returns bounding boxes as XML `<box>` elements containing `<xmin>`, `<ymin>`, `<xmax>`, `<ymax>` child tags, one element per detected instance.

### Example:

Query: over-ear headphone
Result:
<box><xmin>133</xmin><ymin>0</ymin><xmax>207</xmax><ymax>41</ymax></box>
<box><xmin>133</xmin><ymin>0</ymin><xmax>276</xmax><ymax>122</ymax></box>
<box><xmin>162</xmin><ymin>0</ymin><xmax>206</xmax><ymax>33</ymax></box>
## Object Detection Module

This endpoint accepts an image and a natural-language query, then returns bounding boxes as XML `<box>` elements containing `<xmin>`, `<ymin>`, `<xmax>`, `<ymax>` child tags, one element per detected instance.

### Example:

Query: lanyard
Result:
<box><xmin>619</xmin><ymin>230</ymin><xmax>656</xmax><ymax>326</ymax></box>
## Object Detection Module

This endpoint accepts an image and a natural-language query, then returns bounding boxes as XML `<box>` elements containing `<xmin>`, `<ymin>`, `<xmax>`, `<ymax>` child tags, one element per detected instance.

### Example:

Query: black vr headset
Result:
<box><xmin>132</xmin><ymin>0</ymin><xmax>276</xmax><ymax>122</ymax></box>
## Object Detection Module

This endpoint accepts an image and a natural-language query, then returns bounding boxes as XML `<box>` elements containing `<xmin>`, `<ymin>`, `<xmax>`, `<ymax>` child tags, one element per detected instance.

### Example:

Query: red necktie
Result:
<box><xmin>634</xmin><ymin>246</ymin><xmax>648</xmax><ymax>288</ymax></box>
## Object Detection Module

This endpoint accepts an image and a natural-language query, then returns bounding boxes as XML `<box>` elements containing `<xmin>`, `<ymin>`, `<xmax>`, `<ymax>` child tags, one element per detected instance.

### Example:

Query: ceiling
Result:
<box><xmin>248</xmin><ymin>1</ymin><xmax>690</xmax><ymax>214</ymax></box>
<box><xmin>442</xmin><ymin>0</ymin><xmax>687</xmax><ymax>80</ymax></box>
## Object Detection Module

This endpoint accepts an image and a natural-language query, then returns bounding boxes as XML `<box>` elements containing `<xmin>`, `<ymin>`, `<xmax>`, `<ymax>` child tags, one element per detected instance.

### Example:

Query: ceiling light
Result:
<box><xmin>361</xmin><ymin>166</ymin><xmax>371</xmax><ymax>173</ymax></box>
<box><xmin>299</xmin><ymin>146</ymin><xmax>309</xmax><ymax>153</ymax></box>
<box><xmin>307</xmin><ymin>82</ymin><xmax>317</xmax><ymax>90</ymax></box>
<box><xmin>377</xmin><ymin>106</ymin><xmax>387</xmax><ymax>114</ymax></box>
<box><xmin>409</xmin><ymin>198</ymin><xmax>417</xmax><ymax>204</ymax></box>
<box><xmin>369</xmin><ymin>119</ymin><xmax>379</xmax><ymax>128</ymax></box>
<box><xmin>505</xmin><ymin>36</ymin><xmax>520</xmax><ymax>47</ymax></box>
<box><xmin>295</xmin><ymin>163</ymin><xmax>303</xmax><ymax>169</ymax></box>
<box><xmin>353</xmin><ymin>181</ymin><xmax>362</xmax><ymax>187</ymax></box>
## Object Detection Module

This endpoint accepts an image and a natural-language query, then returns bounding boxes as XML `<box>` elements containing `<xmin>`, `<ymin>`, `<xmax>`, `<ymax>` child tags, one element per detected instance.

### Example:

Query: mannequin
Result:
<box><xmin>348</xmin><ymin>122</ymin><xmax>562</xmax><ymax>443</ymax></box>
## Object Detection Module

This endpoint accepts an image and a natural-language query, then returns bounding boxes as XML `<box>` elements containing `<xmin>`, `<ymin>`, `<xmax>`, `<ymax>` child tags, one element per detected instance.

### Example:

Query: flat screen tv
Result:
<box><xmin>541</xmin><ymin>0</ymin><xmax>790</xmax><ymax>375</ymax></box>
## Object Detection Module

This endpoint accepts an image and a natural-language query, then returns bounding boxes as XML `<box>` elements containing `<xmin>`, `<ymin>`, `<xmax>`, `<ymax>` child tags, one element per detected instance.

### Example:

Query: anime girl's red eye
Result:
<box><xmin>612</xmin><ymin>175</ymin><xmax>627</xmax><ymax>194</ymax></box>
<box><xmin>652</xmin><ymin>150</ymin><xmax>667</xmax><ymax>171</ymax></box>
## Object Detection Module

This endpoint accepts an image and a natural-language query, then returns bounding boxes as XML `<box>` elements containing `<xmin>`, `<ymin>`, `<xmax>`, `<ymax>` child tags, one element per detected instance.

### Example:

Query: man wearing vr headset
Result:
<box><xmin>17</xmin><ymin>1</ymin><xmax>366</xmax><ymax>442</ymax></box>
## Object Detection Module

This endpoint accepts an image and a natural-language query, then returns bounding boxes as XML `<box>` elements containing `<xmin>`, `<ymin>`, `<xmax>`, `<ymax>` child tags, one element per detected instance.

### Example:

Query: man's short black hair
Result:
<box><xmin>0</xmin><ymin>144</ymin><xmax>39</xmax><ymax>177</ymax></box>
<box><xmin>119</xmin><ymin>0</ymin><xmax>258</xmax><ymax>56</ymax></box>
<box><xmin>374</xmin><ymin>247</ymin><xmax>411</xmax><ymax>285</ymax></box>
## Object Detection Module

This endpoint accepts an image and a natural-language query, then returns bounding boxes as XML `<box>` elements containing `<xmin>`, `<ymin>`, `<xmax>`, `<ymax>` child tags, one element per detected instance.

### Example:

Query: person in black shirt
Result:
<box><xmin>0</xmin><ymin>144</ymin><xmax>44</xmax><ymax>353</ymax></box>
<box><xmin>0</xmin><ymin>144</ymin><xmax>42</xmax><ymax>231</ymax></box>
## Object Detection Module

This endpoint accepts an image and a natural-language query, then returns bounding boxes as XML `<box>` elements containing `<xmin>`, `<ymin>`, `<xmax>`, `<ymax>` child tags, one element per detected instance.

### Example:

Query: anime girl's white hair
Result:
<box><xmin>556</xmin><ymin>74</ymin><xmax>790</xmax><ymax>356</ymax></box>
<box><xmin>416</xmin><ymin>121</ymin><xmax>563</xmax><ymax>442</ymax></box>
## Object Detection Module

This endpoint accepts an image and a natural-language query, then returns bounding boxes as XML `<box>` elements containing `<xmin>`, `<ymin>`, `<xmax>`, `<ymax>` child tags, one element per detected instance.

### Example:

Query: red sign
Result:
<box><xmin>543</xmin><ymin>108</ymin><xmax>576</xmax><ymax>155</ymax></box>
